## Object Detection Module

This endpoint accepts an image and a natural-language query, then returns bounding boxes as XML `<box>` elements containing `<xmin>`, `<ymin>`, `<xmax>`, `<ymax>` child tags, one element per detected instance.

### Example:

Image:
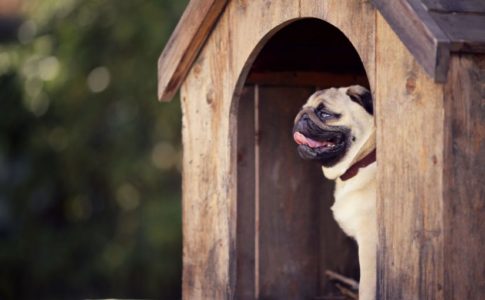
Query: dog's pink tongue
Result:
<box><xmin>293</xmin><ymin>132</ymin><xmax>307</xmax><ymax>145</ymax></box>
<box><xmin>293</xmin><ymin>132</ymin><xmax>329</xmax><ymax>148</ymax></box>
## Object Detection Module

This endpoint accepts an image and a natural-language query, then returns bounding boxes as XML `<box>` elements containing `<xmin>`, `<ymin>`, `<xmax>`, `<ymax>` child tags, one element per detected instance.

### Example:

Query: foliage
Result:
<box><xmin>0</xmin><ymin>0</ymin><xmax>187</xmax><ymax>299</ymax></box>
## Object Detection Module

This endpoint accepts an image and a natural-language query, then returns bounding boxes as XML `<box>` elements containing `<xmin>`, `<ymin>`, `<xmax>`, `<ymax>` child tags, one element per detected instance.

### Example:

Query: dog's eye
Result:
<box><xmin>318</xmin><ymin>111</ymin><xmax>332</xmax><ymax>119</ymax></box>
<box><xmin>315</xmin><ymin>103</ymin><xmax>337</xmax><ymax>120</ymax></box>
<box><xmin>316</xmin><ymin>110</ymin><xmax>335</xmax><ymax>120</ymax></box>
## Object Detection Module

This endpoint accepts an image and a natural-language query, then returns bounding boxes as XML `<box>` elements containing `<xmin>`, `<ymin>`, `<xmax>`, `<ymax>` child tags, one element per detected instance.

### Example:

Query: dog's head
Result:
<box><xmin>293</xmin><ymin>85</ymin><xmax>375</xmax><ymax>179</ymax></box>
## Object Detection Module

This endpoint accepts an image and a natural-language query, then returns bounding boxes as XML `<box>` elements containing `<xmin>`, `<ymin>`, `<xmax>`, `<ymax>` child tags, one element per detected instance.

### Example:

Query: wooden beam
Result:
<box><xmin>443</xmin><ymin>54</ymin><xmax>485</xmax><ymax>299</ymax></box>
<box><xmin>372</xmin><ymin>0</ymin><xmax>451</xmax><ymax>82</ymax></box>
<box><xmin>376</xmin><ymin>13</ymin><xmax>445</xmax><ymax>299</ymax></box>
<box><xmin>422</xmin><ymin>0</ymin><xmax>485</xmax><ymax>13</ymax></box>
<box><xmin>430</xmin><ymin>12</ymin><xmax>485</xmax><ymax>53</ymax></box>
<box><xmin>157</xmin><ymin>0</ymin><xmax>228</xmax><ymax>101</ymax></box>
<box><xmin>246</xmin><ymin>71</ymin><xmax>369</xmax><ymax>88</ymax></box>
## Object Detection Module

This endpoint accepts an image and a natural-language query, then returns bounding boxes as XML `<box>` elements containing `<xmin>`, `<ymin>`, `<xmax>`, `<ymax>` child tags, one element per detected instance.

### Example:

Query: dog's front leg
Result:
<box><xmin>356</xmin><ymin>217</ymin><xmax>377</xmax><ymax>300</ymax></box>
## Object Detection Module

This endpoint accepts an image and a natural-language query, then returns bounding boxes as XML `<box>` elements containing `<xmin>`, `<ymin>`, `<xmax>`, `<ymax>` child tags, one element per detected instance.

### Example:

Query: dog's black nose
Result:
<box><xmin>301</xmin><ymin>113</ymin><xmax>309</xmax><ymax>121</ymax></box>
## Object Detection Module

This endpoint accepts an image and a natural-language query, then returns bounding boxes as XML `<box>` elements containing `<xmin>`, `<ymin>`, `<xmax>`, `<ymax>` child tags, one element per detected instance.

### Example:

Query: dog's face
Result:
<box><xmin>293</xmin><ymin>85</ymin><xmax>374</xmax><ymax>172</ymax></box>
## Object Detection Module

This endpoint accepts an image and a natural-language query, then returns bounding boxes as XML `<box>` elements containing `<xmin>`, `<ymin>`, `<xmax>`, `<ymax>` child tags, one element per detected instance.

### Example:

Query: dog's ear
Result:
<box><xmin>346</xmin><ymin>85</ymin><xmax>373</xmax><ymax>115</ymax></box>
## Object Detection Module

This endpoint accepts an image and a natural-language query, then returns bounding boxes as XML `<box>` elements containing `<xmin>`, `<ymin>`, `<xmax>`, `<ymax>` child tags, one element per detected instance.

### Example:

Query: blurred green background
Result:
<box><xmin>0</xmin><ymin>0</ymin><xmax>187</xmax><ymax>299</ymax></box>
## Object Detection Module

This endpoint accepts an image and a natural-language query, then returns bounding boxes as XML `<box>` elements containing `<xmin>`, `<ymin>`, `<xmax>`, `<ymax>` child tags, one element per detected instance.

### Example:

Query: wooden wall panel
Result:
<box><xmin>257</xmin><ymin>87</ymin><xmax>315</xmax><ymax>299</ymax></box>
<box><xmin>180</xmin><ymin>6</ymin><xmax>235</xmax><ymax>299</ymax></box>
<box><xmin>443</xmin><ymin>54</ymin><xmax>485</xmax><ymax>299</ymax></box>
<box><xmin>258</xmin><ymin>86</ymin><xmax>320</xmax><ymax>299</ymax></box>
<box><xmin>228</xmin><ymin>0</ymin><xmax>300</xmax><ymax>93</ymax></box>
<box><xmin>375</xmin><ymin>12</ymin><xmax>445</xmax><ymax>300</ymax></box>
<box><xmin>235</xmin><ymin>86</ymin><xmax>256</xmax><ymax>299</ymax></box>
<box><xmin>180</xmin><ymin>1</ymin><xmax>378</xmax><ymax>299</ymax></box>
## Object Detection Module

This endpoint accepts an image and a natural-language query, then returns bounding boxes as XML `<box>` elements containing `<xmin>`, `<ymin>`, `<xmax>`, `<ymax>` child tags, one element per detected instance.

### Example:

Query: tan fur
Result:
<box><xmin>301</xmin><ymin>86</ymin><xmax>376</xmax><ymax>300</ymax></box>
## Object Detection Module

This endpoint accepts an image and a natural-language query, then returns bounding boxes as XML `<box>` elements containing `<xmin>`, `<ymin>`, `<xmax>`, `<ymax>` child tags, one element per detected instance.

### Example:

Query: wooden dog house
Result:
<box><xmin>157</xmin><ymin>1</ymin><xmax>485</xmax><ymax>299</ymax></box>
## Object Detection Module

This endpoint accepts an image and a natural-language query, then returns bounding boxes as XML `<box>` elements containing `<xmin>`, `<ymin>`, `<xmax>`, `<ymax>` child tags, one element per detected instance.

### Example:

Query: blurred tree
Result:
<box><xmin>0</xmin><ymin>0</ymin><xmax>187</xmax><ymax>299</ymax></box>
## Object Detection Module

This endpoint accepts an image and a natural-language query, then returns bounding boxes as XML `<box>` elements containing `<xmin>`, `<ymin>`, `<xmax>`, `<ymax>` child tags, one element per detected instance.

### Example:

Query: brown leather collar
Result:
<box><xmin>340</xmin><ymin>149</ymin><xmax>376</xmax><ymax>181</ymax></box>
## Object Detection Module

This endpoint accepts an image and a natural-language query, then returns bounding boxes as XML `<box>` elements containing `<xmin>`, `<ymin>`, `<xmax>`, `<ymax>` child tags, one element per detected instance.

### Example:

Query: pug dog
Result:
<box><xmin>293</xmin><ymin>85</ymin><xmax>376</xmax><ymax>300</ymax></box>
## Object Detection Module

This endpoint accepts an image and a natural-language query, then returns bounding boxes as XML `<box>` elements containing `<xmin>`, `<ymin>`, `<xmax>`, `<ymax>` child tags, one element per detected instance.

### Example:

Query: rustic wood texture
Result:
<box><xmin>372</xmin><ymin>0</ymin><xmax>450</xmax><ymax>82</ymax></box>
<box><xmin>157</xmin><ymin>0</ymin><xmax>228</xmax><ymax>101</ymax></box>
<box><xmin>258</xmin><ymin>86</ymin><xmax>320</xmax><ymax>299</ymax></box>
<box><xmin>235</xmin><ymin>86</ymin><xmax>255</xmax><ymax>299</ymax></box>
<box><xmin>422</xmin><ymin>0</ymin><xmax>485</xmax><ymax>13</ymax></box>
<box><xmin>375</xmin><ymin>13</ymin><xmax>445</xmax><ymax>300</ymax></box>
<box><xmin>430</xmin><ymin>12</ymin><xmax>485</xmax><ymax>53</ymax></box>
<box><xmin>171</xmin><ymin>0</ymin><xmax>485</xmax><ymax>299</ymax></box>
<box><xmin>443</xmin><ymin>54</ymin><xmax>485</xmax><ymax>299</ymax></box>
<box><xmin>160</xmin><ymin>0</ymin><xmax>485</xmax><ymax>100</ymax></box>
<box><xmin>179</xmin><ymin>5</ymin><xmax>235</xmax><ymax>298</ymax></box>
<box><xmin>257</xmin><ymin>86</ymin><xmax>359</xmax><ymax>299</ymax></box>
<box><xmin>179</xmin><ymin>1</ymin><xmax>376</xmax><ymax>299</ymax></box>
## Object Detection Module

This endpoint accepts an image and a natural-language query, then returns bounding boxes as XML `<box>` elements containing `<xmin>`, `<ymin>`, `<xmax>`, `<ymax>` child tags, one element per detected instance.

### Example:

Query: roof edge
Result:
<box><xmin>157</xmin><ymin>0</ymin><xmax>228</xmax><ymax>101</ymax></box>
<box><xmin>373</xmin><ymin>0</ymin><xmax>451</xmax><ymax>83</ymax></box>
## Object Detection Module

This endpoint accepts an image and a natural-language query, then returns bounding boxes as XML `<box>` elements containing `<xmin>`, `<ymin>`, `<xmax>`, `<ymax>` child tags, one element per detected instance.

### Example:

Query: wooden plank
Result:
<box><xmin>257</xmin><ymin>86</ymin><xmax>359</xmax><ymax>299</ymax></box>
<box><xmin>179</xmin><ymin>4</ymin><xmax>235</xmax><ymax>299</ymax></box>
<box><xmin>318</xmin><ymin>179</ymin><xmax>360</xmax><ymax>296</ymax></box>
<box><xmin>246</xmin><ymin>72</ymin><xmax>369</xmax><ymax>88</ymax></box>
<box><xmin>422</xmin><ymin>0</ymin><xmax>485</xmax><ymax>13</ymax></box>
<box><xmin>258</xmin><ymin>86</ymin><xmax>320</xmax><ymax>299</ymax></box>
<box><xmin>228</xmin><ymin>0</ymin><xmax>301</xmax><ymax>93</ymax></box>
<box><xmin>443</xmin><ymin>54</ymin><xmax>485</xmax><ymax>299</ymax></box>
<box><xmin>376</xmin><ymin>13</ymin><xmax>445</xmax><ymax>300</ymax></box>
<box><xmin>180</xmin><ymin>2</ymin><xmax>301</xmax><ymax>299</ymax></box>
<box><xmin>157</xmin><ymin>0</ymin><xmax>228</xmax><ymax>101</ymax></box>
<box><xmin>430</xmin><ymin>12</ymin><xmax>485</xmax><ymax>53</ymax></box>
<box><xmin>235</xmin><ymin>86</ymin><xmax>256</xmax><ymax>299</ymax></box>
<box><xmin>372</xmin><ymin>0</ymin><xmax>451</xmax><ymax>82</ymax></box>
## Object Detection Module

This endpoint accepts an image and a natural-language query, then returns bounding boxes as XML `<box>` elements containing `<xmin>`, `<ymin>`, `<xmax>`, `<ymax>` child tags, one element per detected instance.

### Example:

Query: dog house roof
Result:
<box><xmin>157</xmin><ymin>0</ymin><xmax>485</xmax><ymax>101</ymax></box>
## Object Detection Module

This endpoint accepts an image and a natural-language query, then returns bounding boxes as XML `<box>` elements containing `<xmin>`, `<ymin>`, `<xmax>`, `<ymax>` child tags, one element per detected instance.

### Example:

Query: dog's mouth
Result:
<box><xmin>292</xmin><ymin>116</ymin><xmax>349</xmax><ymax>166</ymax></box>
<box><xmin>293</xmin><ymin>131</ymin><xmax>339</xmax><ymax>149</ymax></box>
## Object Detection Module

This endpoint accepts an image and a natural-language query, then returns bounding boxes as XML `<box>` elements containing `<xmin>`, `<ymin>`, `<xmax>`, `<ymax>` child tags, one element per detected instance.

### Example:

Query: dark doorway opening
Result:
<box><xmin>236</xmin><ymin>18</ymin><xmax>369</xmax><ymax>299</ymax></box>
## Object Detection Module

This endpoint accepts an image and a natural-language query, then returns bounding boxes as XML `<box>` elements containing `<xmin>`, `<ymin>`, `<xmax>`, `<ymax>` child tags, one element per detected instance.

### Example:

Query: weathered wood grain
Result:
<box><xmin>430</xmin><ymin>12</ymin><xmax>485</xmax><ymax>53</ymax></box>
<box><xmin>179</xmin><ymin>4</ymin><xmax>235</xmax><ymax>298</ymax></box>
<box><xmin>180</xmin><ymin>1</ymin><xmax>300</xmax><ymax>299</ymax></box>
<box><xmin>227</xmin><ymin>0</ymin><xmax>300</xmax><ymax>93</ymax></box>
<box><xmin>443</xmin><ymin>54</ymin><xmax>485</xmax><ymax>299</ymax></box>
<box><xmin>179</xmin><ymin>1</ymin><xmax>376</xmax><ymax>299</ymax></box>
<box><xmin>422</xmin><ymin>0</ymin><xmax>485</xmax><ymax>13</ymax></box>
<box><xmin>235</xmin><ymin>86</ymin><xmax>256</xmax><ymax>299</ymax></box>
<box><xmin>157</xmin><ymin>0</ymin><xmax>228</xmax><ymax>101</ymax></box>
<box><xmin>372</xmin><ymin>0</ymin><xmax>450</xmax><ymax>82</ymax></box>
<box><xmin>375</xmin><ymin>13</ymin><xmax>445</xmax><ymax>300</ymax></box>
<box><xmin>173</xmin><ymin>1</ymin><xmax>485</xmax><ymax>300</ymax></box>
<box><xmin>258</xmin><ymin>86</ymin><xmax>319</xmax><ymax>299</ymax></box>
<box><xmin>160</xmin><ymin>0</ymin><xmax>485</xmax><ymax>102</ymax></box>
<box><xmin>234</xmin><ymin>85</ymin><xmax>360</xmax><ymax>299</ymax></box>
<box><xmin>256</xmin><ymin>86</ymin><xmax>360</xmax><ymax>299</ymax></box>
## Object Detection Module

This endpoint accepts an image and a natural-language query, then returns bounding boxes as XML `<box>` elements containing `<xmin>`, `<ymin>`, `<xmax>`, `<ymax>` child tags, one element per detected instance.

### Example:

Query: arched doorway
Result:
<box><xmin>235</xmin><ymin>18</ymin><xmax>370</xmax><ymax>299</ymax></box>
